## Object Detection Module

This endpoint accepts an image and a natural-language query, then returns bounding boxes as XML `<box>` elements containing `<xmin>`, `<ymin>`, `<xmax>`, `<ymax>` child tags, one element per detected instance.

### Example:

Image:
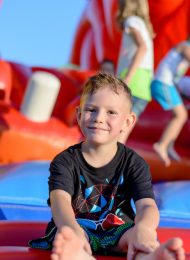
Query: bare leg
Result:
<box><xmin>153</xmin><ymin>104</ymin><xmax>187</xmax><ymax>166</ymax></box>
<box><xmin>137</xmin><ymin>238</ymin><xmax>185</xmax><ymax>260</ymax></box>
<box><xmin>51</xmin><ymin>226</ymin><xmax>95</xmax><ymax>260</ymax></box>
<box><xmin>153</xmin><ymin>143</ymin><xmax>171</xmax><ymax>167</ymax></box>
<box><xmin>116</xmin><ymin>227</ymin><xmax>185</xmax><ymax>260</ymax></box>
<box><xmin>167</xmin><ymin>141</ymin><xmax>181</xmax><ymax>162</ymax></box>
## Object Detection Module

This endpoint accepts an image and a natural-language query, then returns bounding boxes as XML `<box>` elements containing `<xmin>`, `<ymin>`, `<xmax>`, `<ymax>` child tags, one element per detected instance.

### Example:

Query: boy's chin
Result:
<box><xmin>87</xmin><ymin>137</ymin><xmax>116</xmax><ymax>146</ymax></box>
<box><xmin>86</xmin><ymin>137</ymin><xmax>106</xmax><ymax>144</ymax></box>
<box><xmin>88</xmin><ymin>139</ymin><xmax>104</xmax><ymax>145</ymax></box>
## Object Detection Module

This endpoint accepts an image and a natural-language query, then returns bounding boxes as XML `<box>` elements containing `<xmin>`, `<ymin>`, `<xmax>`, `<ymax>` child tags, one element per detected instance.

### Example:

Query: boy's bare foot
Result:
<box><xmin>51</xmin><ymin>226</ymin><xmax>95</xmax><ymax>260</ymax></box>
<box><xmin>153</xmin><ymin>143</ymin><xmax>171</xmax><ymax>167</ymax></box>
<box><xmin>142</xmin><ymin>237</ymin><xmax>185</xmax><ymax>260</ymax></box>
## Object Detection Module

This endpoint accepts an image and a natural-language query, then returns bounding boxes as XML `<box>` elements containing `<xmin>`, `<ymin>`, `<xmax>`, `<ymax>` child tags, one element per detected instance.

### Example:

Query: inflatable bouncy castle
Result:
<box><xmin>0</xmin><ymin>1</ymin><xmax>190</xmax><ymax>259</ymax></box>
<box><xmin>0</xmin><ymin>0</ymin><xmax>190</xmax><ymax>178</ymax></box>
<box><xmin>70</xmin><ymin>0</ymin><xmax>190</xmax><ymax>70</ymax></box>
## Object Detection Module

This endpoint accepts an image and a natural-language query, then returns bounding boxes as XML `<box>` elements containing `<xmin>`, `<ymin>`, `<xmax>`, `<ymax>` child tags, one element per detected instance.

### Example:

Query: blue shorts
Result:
<box><xmin>151</xmin><ymin>80</ymin><xmax>183</xmax><ymax>110</ymax></box>
<box><xmin>28</xmin><ymin>222</ymin><xmax>134</xmax><ymax>255</ymax></box>
<box><xmin>81</xmin><ymin>222</ymin><xmax>134</xmax><ymax>254</ymax></box>
<box><xmin>132</xmin><ymin>96</ymin><xmax>148</xmax><ymax>117</ymax></box>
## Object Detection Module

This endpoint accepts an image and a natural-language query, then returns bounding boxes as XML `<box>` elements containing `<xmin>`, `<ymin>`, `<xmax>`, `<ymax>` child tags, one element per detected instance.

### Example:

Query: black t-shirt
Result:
<box><xmin>48</xmin><ymin>142</ymin><xmax>154</xmax><ymax>230</ymax></box>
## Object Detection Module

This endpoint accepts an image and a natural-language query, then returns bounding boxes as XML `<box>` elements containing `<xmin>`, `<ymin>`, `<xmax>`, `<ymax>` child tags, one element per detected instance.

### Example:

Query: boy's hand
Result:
<box><xmin>127</xmin><ymin>224</ymin><xmax>159</xmax><ymax>260</ymax></box>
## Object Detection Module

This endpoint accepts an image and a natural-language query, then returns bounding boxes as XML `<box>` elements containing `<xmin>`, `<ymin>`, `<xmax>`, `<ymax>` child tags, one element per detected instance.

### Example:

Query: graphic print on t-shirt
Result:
<box><xmin>72</xmin><ymin>173</ymin><xmax>126</xmax><ymax>230</ymax></box>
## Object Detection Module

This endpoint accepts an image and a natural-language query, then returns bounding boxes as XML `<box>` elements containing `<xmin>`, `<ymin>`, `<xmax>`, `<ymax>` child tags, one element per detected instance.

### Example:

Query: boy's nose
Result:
<box><xmin>93</xmin><ymin>111</ymin><xmax>104</xmax><ymax>123</ymax></box>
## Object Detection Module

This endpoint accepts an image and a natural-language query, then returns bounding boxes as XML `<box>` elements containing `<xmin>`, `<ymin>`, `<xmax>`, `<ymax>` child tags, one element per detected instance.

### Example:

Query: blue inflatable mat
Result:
<box><xmin>0</xmin><ymin>161</ymin><xmax>51</xmax><ymax>220</ymax></box>
<box><xmin>0</xmin><ymin>161</ymin><xmax>190</xmax><ymax>228</ymax></box>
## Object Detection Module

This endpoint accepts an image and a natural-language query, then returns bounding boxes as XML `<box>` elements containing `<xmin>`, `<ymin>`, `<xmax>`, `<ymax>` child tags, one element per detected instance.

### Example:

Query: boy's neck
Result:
<box><xmin>81</xmin><ymin>141</ymin><xmax>118</xmax><ymax>168</ymax></box>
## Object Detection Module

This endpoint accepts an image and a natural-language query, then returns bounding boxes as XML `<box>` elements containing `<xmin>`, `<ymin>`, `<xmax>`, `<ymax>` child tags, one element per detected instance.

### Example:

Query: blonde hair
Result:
<box><xmin>80</xmin><ymin>72</ymin><xmax>132</xmax><ymax>110</ymax></box>
<box><xmin>116</xmin><ymin>0</ymin><xmax>155</xmax><ymax>38</ymax></box>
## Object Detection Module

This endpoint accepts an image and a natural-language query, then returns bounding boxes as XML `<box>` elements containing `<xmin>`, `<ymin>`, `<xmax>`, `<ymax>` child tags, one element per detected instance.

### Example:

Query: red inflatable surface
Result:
<box><xmin>0</xmin><ymin>221</ymin><xmax>190</xmax><ymax>260</ymax></box>
<box><xmin>0</xmin><ymin>0</ymin><xmax>190</xmax><ymax>181</ymax></box>
<box><xmin>0</xmin><ymin>62</ymin><xmax>189</xmax><ymax>181</ymax></box>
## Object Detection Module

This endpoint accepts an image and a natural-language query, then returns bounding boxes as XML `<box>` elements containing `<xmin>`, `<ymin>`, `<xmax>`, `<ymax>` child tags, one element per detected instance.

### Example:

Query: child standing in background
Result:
<box><xmin>116</xmin><ymin>0</ymin><xmax>154</xmax><ymax>143</ymax></box>
<box><xmin>151</xmin><ymin>41</ymin><xmax>190</xmax><ymax>166</ymax></box>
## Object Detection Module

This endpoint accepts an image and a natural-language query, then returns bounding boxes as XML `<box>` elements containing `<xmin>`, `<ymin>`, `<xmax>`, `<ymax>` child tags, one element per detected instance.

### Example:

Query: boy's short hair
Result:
<box><xmin>80</xmin><ymin>72</ymin><xmax>132</xmax><ymax>110</ymax></box>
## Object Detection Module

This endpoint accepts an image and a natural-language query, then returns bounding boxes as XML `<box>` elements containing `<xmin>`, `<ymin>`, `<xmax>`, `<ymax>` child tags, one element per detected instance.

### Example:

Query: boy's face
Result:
<box><xmin>77</xmin><ymin>85</ymin><xmax>134</xmax><ymax>145</ymax></box>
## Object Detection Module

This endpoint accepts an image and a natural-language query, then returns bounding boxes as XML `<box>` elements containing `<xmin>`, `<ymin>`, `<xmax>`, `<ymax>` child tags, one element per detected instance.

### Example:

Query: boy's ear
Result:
<box><xmin>76</xmin><ymin>106</ymin><xmax>81</xmax><ymax>123</ymax></box>
<box><xmin>122</xmin><ymin>113</ymin><xmax>136</xmax><ymax>132</ymax></box>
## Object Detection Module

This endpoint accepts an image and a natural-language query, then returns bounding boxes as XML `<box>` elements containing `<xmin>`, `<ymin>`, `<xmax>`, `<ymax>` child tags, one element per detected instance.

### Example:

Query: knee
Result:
<box><xmin>173</xmin><ymin>107</ymin><xmax>188</xmax><ymax>124</ymax></box>
<box><xmin>181</xmin><ymin>108</ymin><xmax>188</xmax><ymax>124</ymax></box>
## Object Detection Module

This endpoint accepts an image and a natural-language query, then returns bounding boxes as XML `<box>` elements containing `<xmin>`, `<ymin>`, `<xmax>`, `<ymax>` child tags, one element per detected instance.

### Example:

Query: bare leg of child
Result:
<box><xmin>51</xmin><ymin>227</ymin><xmax>185</xmax><ymax>260</ymax></box>
<box><xmin>167</xmin><ymin>141</ymin><xmax>181</xmax><ymax>162</ymax></box>
<box><xmin>153</xmin><ymin>143</ymin><xmax>171</xmax><ymax>167</ymax></box>
<box><xmin>51</xmin><ymin>226</ymin><xmax>95</xmax><ymax>260</ymax></box>
<box><xmin>117</xmin><ymin>228</ymin><xmax>185</xmax><ymax>260</ymax></box>
<box><xmin>153</xmin><ymin>104</ymin><xmax>187</xmax><ymax>167</ymax></box>
<box><xmin>135</xmin><ymin>237</ymin><xmax>185</xmax><ymax>260</ymax></box>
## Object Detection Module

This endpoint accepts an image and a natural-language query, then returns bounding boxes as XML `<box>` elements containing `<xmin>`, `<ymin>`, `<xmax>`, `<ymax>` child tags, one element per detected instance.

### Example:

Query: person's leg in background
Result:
<box><xmin>151</xmin><ymin>80</ymin><xmax>188</xmax><ymax>166</ymax></box>
<box><xmin>153</xmin><ymin>103</ymin><xmax>188</xmax><ymax>166</ymax></box>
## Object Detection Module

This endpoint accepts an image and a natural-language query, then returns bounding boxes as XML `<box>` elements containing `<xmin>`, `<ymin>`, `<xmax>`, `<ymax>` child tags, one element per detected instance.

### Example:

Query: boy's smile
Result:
<box><xmin>77</xmin><ymin>85</ymin><xmax>131</xmax><ymax>145</ymax></box>
<box><xmin>87</xmin><ymin>126</ymin><xmax>109</xmax><ymax>132</ymax></box>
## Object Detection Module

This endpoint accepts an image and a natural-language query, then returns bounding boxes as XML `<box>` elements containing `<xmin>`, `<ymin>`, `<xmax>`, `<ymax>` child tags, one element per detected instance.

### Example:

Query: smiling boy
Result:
<box><xmin>29</xmin><ymin>73</ymin><xmax>185</xmax><ymax>260</ymax></box>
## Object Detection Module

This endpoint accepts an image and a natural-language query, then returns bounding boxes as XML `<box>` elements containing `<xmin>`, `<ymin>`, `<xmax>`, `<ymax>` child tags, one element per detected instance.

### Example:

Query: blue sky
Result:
<box><xmin>0</xmin><ymin>0</ymin><xmax>87</xmax><ymax>68</ymax></box>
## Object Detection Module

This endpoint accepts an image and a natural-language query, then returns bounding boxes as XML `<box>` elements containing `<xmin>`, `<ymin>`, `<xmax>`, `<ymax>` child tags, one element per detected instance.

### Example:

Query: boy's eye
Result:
<box><xmin>85</xmin><ymin>108</ymin><xmax>95</xmax><ymax>112</ymax></box>
<box><xmin>108</xmin><ymin>110</ymin><xmax>117</xmax><ymax>115</ymax></box>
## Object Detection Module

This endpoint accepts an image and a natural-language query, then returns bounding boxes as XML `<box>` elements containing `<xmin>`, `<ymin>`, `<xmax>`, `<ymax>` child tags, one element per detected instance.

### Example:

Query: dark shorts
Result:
<box><xmin>28</xmin><ymin>222</ymin><xmax>134</xmax><ymax>255</ymax></box>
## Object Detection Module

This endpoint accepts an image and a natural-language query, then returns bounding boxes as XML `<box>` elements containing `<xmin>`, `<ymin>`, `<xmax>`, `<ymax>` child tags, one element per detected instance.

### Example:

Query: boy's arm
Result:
<box><xmin>135</xmin><ymin>197</ymin><xmax>159</xmax><ymax>229</ymax></box>
<box><xmin>50</xmin><ymin>189</ymin><xmax>81</xmax><ymax>233</ymax></box>
<box><xmin>50</xmin><ymin>189</ymin><xmax>92</xmax><ymax>254</ymax></box>
<box><xmin>127</xmin><ymin>198</ymin><xmax>160</xmax><ymax>260</ymax></box>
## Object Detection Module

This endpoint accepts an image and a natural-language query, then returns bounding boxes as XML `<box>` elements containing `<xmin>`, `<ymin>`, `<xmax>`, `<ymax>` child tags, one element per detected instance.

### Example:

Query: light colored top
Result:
<box><xmin>154</xmin><ymin>41</ymin><xmax>190</xmax><ymax>85</ymax></box>
<box><xmin>117</xmin><ymin>15</ymin><xmax>153</xmax><ymax>76</ymax></box>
